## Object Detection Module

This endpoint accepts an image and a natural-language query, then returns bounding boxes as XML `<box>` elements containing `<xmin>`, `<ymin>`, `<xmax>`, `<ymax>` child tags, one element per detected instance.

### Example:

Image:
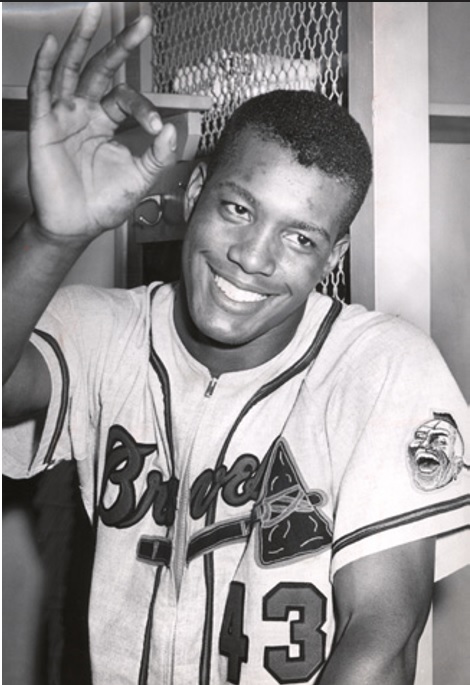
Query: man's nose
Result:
<box><xmin>421</xmin><ymin>434</ymin><xmax>433</xmax><ymax>449</ymax></box>
<box><xmin>227</xmin><ymin>226</ymin><xmax>277</xmax><ymax>276</ymax></box>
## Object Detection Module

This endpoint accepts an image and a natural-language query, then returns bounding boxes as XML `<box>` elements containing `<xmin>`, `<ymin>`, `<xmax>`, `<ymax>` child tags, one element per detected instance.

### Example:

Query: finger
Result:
<box><xmin>28</xmin><ymin>33</ymin><xmax>59</xmax><ymax>121</ymax></box>
<box><xmin>50</xmin><ymin>2</ymin><xmax>103</xmax><ymax>100</ymax></box>
<box><xmin>101</xmin><ymin>84</ymin><xmax>163</xmax><ymax>135</ymax></box>
<box><xmin>76</xmin><ymin>14</ymin><xmax>153</xmax><ymax>102</ymax></box>
<box><xmin>137</xmin><ymin>123</ymin><xmax>178</xmax><ymax>180</ymax></box>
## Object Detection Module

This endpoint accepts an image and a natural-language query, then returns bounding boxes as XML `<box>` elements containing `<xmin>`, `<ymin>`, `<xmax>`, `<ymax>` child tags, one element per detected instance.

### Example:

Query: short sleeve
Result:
<box><xmin>2</xmin><ymin>284</ymin><xmax>150</xmax><ymax>480</ymax></box>
<box><xmin>327</xmin><ymin>318</ymin><xmax>470</xmax><ymax>581</ymax></box>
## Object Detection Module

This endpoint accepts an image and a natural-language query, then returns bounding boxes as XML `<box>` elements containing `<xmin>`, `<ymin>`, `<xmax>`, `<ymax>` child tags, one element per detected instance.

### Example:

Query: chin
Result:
<box><xmin>193</xmin><ymin>317</ymin><xmax>255</xmax><ymax>348</ymax></box>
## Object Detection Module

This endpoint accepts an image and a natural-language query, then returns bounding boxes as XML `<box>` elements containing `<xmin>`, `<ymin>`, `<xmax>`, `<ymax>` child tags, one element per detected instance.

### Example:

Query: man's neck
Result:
<box><xmin>172</xmin><ymin>285</ymin><xmax>305</xmax><ymax>377</ymax></box>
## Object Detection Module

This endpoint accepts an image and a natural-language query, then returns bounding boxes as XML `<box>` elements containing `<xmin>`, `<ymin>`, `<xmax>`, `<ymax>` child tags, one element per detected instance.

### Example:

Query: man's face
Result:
<box><xmin>408</xmin><ymin>418</ymin><xmax>463</xmax><ymax>490</ymax></box>
<box><xmin>177</xmin><ymin>129</ymin><xmax>352</xmax><ymax>367</ymax></box>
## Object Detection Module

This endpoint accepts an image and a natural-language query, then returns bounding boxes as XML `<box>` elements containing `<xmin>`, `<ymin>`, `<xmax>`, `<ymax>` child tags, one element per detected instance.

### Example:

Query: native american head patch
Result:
<box><xmin>408</xmin><ymin>412</ymin><xmax>465</xmax><ymax>491</ymax></box>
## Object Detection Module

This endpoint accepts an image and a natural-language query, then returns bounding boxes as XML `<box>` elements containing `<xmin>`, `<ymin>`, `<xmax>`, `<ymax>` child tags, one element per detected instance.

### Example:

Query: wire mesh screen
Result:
<box><xmin>150</xmin><ymin>2</ymin><xmax>349</xmax><ymax>301</ymax></box>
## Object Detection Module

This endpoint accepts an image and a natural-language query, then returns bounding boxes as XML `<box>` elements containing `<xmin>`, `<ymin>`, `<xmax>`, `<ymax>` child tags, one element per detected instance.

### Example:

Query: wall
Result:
<box><xmin>430</xmin><ymin>144</ymin><xmax>470</xmax><ymax>401</ymax></box>
<box><xmin>428</xmin><ymin>2</ymin><xmax>470</xmax><ymax>402</ymax></box>
<box><xmin>428</xmin><ymin>2</ymin><xmax>470</xmax><ymax>105</ymax></box>
<box><xmin>348</xmin><ymin>3</ymin><xmax>470</xmax><ymax>402</ymax></box>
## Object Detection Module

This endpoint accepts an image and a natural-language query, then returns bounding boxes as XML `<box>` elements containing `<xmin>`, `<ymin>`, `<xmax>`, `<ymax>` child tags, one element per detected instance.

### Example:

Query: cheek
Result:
<box><xmin>185</xmin><ymin>212</ymin><xmax>226</xmax><ymax>258</ymax></box>
<box><xmin>280</xmin><ymin>254</ymin><xmax>326</xmax><ymax>296</ymax></box>
<box><xmin>182</xmin><ymin>224</ymin><xmax>207</xmax><ymax>269</ymax></box>
<box><xmin>180</xmin><ymin>238</ymin><xmax>192</xmax><ymax>281</ymax></box>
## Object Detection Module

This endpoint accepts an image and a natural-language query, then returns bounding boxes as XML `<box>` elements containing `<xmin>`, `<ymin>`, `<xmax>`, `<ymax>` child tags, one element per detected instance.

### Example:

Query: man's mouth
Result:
<box><xmin>416</xmin><ymin>452</ymin><xmax>442</xmax><ymax>474</ymax></box>
<box><xmin>417</xmin><ymin>455</ymin><xmax>441</xmax><ymax>473</ymax></box>
<box><xmin>213</xmin><ymin>272</ymin><xmax>269</xmax><ymax>304</ymax></box>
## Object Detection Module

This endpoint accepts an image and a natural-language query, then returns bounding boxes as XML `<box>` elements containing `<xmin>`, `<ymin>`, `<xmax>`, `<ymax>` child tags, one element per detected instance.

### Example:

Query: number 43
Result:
<box><xmin>219</xmin><ymin>581</ymin><xmax>327</xmax><ymax>684</ymax></box>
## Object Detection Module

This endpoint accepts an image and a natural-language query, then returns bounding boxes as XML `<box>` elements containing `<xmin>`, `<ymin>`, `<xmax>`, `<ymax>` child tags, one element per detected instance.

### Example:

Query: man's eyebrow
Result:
<box><xmin>289</xmin><ymin>220</ymin><xmax>331</xmax><ymax>244</ymax></box>
<box><xmin>216</xmin><ymin>181</ymin><xmax>331</xmax><ymax>243</ymax></box>
<box><xmin>216</xmin><ymin>181</ymin><xmax>258</xmax><ymax>208</ymax></box>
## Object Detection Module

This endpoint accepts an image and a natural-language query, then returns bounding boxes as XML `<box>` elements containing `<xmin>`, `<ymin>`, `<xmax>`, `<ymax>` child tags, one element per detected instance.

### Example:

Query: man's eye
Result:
<box><xmin>285</xmin><ymin>232</ymin><xmax>315</xmax><ymax>249</ymax></box>
<box><xmin>297</xmin><ymin>234</ymin><xmax>314</xmax><ymax>247</ymax></box>
<box><xmin>222</xmin><ymin>202</ymin><xmax>250</xmax><ymax>218</ymax></box>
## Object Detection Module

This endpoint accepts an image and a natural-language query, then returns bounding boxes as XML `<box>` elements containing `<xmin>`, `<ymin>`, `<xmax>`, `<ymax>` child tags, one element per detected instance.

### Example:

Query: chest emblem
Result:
<box><xmin>187</xmin><ymin>437</ymin><xmax>332</xmax><ymax>566</ymax></box>
<box><xmin>254</xmin><ymin>438</ymin><xmax>332</xmax><ymax>565</ymax></box>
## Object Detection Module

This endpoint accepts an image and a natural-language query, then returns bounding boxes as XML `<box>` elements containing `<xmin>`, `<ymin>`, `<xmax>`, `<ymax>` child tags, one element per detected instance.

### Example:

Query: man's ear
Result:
<box><xmin>184</xmin><ymin>162</ymin><xmax>208</xmax><ymax>222</ymax></box>
<box><xmin>322</xmin><ymin>234</ymin><xmax>350</xmax><ymax>279</ymax></box>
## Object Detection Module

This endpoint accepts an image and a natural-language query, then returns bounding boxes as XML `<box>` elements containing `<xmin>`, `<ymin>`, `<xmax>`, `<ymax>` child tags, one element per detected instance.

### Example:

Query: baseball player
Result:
<box><xmin>3</xmin><ymin>4</ymin><xmax>469</xmax><ymax>685</ymax></box>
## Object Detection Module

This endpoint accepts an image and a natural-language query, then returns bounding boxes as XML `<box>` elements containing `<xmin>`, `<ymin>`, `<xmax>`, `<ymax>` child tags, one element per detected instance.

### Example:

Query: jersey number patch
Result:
<box><xmin>219</xmin><ymin>582</ymin><xmax>249</xmax><ymax>683</ymax></box>
<box><xmin>219</xmin><ymin>581</ymin><xmax>326</xmax><ymax>684</ymax></box>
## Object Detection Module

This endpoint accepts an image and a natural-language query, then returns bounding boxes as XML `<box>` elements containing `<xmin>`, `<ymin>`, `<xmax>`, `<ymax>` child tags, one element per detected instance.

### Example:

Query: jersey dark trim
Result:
<box><xmin>332</xmin><ymin>494</ymin><xmax>470</xmax><ymax>556</ymax></box>
<box><xmin>149</xmin><ymin>283</ymin><xmax>176</xmax><ymax>475</ymax></box>
<box><xmin>137</xmin><ymin>536</ymin><xmax>172</xmax><ymax>566</ymax></box>
<box><xmin>137</xmin><ymin>287</ymin><xmax>177</xmax><ymax>684</ymax></box>
<box><xmin>138</xmin><ymin>566</ymin><xmax>164</xmax><ymax>685</ymax></box>
<box><xmin>199</xmin><ymin>297</ymin><xmax>342</xmax><ymax>685</ymax></box>
<box><xmin>32</xmin><ymin>328</ymin><xmax>70</xmax><ymax>469</ymax></box>
<box><xmin>149</xmin><ymin>348</ymin><xmax>176</xmax><ymax>474</ymax></box>
<box><xmin>187</xmin><ymin>517</ymin><xmax>254</xmax><ymax>562</ymax></box>
<box><xmin>201</xmin><ymin>553</ymin><xmax>215</xmax><ymax>685</ymax></box>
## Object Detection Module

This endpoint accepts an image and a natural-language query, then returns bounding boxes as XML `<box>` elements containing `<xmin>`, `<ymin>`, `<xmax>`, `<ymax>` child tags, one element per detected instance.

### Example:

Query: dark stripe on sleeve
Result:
<box><xmin>332</xmin><ymin>494</ymin><xmax>470</xmax><ymax>557</ymax></box>
<box><xmin>32</xmin><ymin>329</ymin><xmax>70</xmax><ymax>468</ymax></box>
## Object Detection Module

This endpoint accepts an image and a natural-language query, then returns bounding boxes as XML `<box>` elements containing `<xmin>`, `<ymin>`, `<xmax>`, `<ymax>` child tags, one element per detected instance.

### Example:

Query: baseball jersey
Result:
<box><xmin>3</xmin><ymin>282</ymin><xmax>469</xmax><ymax>685</ymax></box>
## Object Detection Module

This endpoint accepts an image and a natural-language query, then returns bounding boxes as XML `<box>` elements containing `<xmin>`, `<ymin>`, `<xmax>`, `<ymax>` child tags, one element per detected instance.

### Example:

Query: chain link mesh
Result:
<box><xmin>150</xmin><ymin>2</ymin><xmax>348</xmax><ymax>301</ymax></box>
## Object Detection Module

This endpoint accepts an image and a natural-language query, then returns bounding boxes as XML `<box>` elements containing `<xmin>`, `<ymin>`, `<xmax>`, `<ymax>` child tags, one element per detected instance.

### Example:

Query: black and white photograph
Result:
<box><xmin>3</xmin><ymin>3</ymin><xmax>469</xmax><ymax>684</ymax></box>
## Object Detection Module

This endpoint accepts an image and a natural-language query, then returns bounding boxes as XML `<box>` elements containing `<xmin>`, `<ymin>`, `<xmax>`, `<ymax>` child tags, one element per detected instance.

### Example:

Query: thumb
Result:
<box><xmin>138</xmin><ymin>123</ymin><xmax>178</xmax><ymax>179</ymax></box>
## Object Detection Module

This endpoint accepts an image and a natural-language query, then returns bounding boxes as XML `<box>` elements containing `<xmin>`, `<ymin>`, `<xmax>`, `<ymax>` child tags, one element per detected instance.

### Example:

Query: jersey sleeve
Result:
<box><xmin>3</xmin><ymin>284</ymin><xmax>151</xmax><ymax>481</ymax></box>
<box><xmin>327</xmin><ymin>318</ymin><xmax>470</xmax><ymax>582</ymax></box>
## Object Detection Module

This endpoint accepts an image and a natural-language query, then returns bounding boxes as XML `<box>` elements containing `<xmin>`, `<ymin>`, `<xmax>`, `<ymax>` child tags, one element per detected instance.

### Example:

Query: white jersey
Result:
<box><xmin>4</xmin><ymin>282</ymin><xmax>470</xmax><ymax>685</ymax></box>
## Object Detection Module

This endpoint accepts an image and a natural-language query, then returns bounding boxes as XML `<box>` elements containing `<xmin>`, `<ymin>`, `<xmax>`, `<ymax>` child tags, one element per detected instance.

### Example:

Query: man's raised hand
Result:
<box><xmin>28</xmin><ymin>2</ymin><xmax>177</xmax><ymax>244</ymax></box>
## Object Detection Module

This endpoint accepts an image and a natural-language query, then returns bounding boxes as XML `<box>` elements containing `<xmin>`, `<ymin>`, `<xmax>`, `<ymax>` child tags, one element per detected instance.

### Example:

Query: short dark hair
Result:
<box><xmin>206</xmin><ymin>90</ymin><xmax>372</xmax><ymax>236</ymax></box>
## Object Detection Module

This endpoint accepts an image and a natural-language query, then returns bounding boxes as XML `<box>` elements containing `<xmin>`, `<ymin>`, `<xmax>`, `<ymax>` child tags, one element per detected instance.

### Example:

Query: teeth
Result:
<box><xmin>214</xmin><ymin>274</ymin><xmax>268</xmax><ymax>303</ymax></box>
<box><xmin>417</xmin><ymin>456</ymin><xmax>439</xmax><ymax>472</ymax></box>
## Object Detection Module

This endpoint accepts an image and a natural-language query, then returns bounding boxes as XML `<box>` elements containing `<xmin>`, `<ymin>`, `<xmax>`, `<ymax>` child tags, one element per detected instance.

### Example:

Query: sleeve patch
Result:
<box><xmin>407</xmin><ymin>412</ymin><xmax>466</xmax><ymax>491</ymax></box>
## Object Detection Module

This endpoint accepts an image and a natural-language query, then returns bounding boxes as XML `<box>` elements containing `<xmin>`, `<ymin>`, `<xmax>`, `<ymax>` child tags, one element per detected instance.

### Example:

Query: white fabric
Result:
<box><xmin>3</xmin><ymin>282</ymin><xmax>469</xmax><ymax>685</ymax></box>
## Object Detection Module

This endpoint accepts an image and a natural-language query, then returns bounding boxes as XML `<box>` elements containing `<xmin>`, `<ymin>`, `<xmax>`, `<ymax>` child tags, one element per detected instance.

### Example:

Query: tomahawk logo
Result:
<box><xmin>187</xmin><ymin>437</ymin><xmax>332</xmax><ymax>566</ymax></box>
<box><xmin>254</xmin><ymin>438</ymin><xmax>332</xmax><ymax>565</ymax></box>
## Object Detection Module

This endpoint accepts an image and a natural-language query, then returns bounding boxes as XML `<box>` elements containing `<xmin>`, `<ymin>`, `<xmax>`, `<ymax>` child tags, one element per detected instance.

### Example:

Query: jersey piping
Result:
<box><xmin>136</xmin><ymin>285</ymin><xmax>178</xmax><ymax>685</ymax></box>
<box><xmin>333</xmin><ymin>494</ymin><xmax>470</xmax><ymax>555</ymax></box>
<box><xmin>31</xmin><ymin>328</ymin><xmax>70</xmax><ymax>469</ymax></box>
<box><xmin>138</xmin><ymin>566</ymin><xmax>164</xmax><ymax>685</ymax></box>
<box><xmin>150</xmin><ymin>348</ymin><xmax>176</xmax><ymax>474</ymax></box>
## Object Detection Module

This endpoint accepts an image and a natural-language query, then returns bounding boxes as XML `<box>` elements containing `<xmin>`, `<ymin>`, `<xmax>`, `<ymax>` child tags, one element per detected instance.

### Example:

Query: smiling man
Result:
<box><xmin>3</xmin><ymin>4</ymin><xmax>469</xmax><ymax>685</ymax></box>
<box><xmin>175</xmin><ymin>113</ymin><xmax>353</xmax><ymax>375</ymax></box>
